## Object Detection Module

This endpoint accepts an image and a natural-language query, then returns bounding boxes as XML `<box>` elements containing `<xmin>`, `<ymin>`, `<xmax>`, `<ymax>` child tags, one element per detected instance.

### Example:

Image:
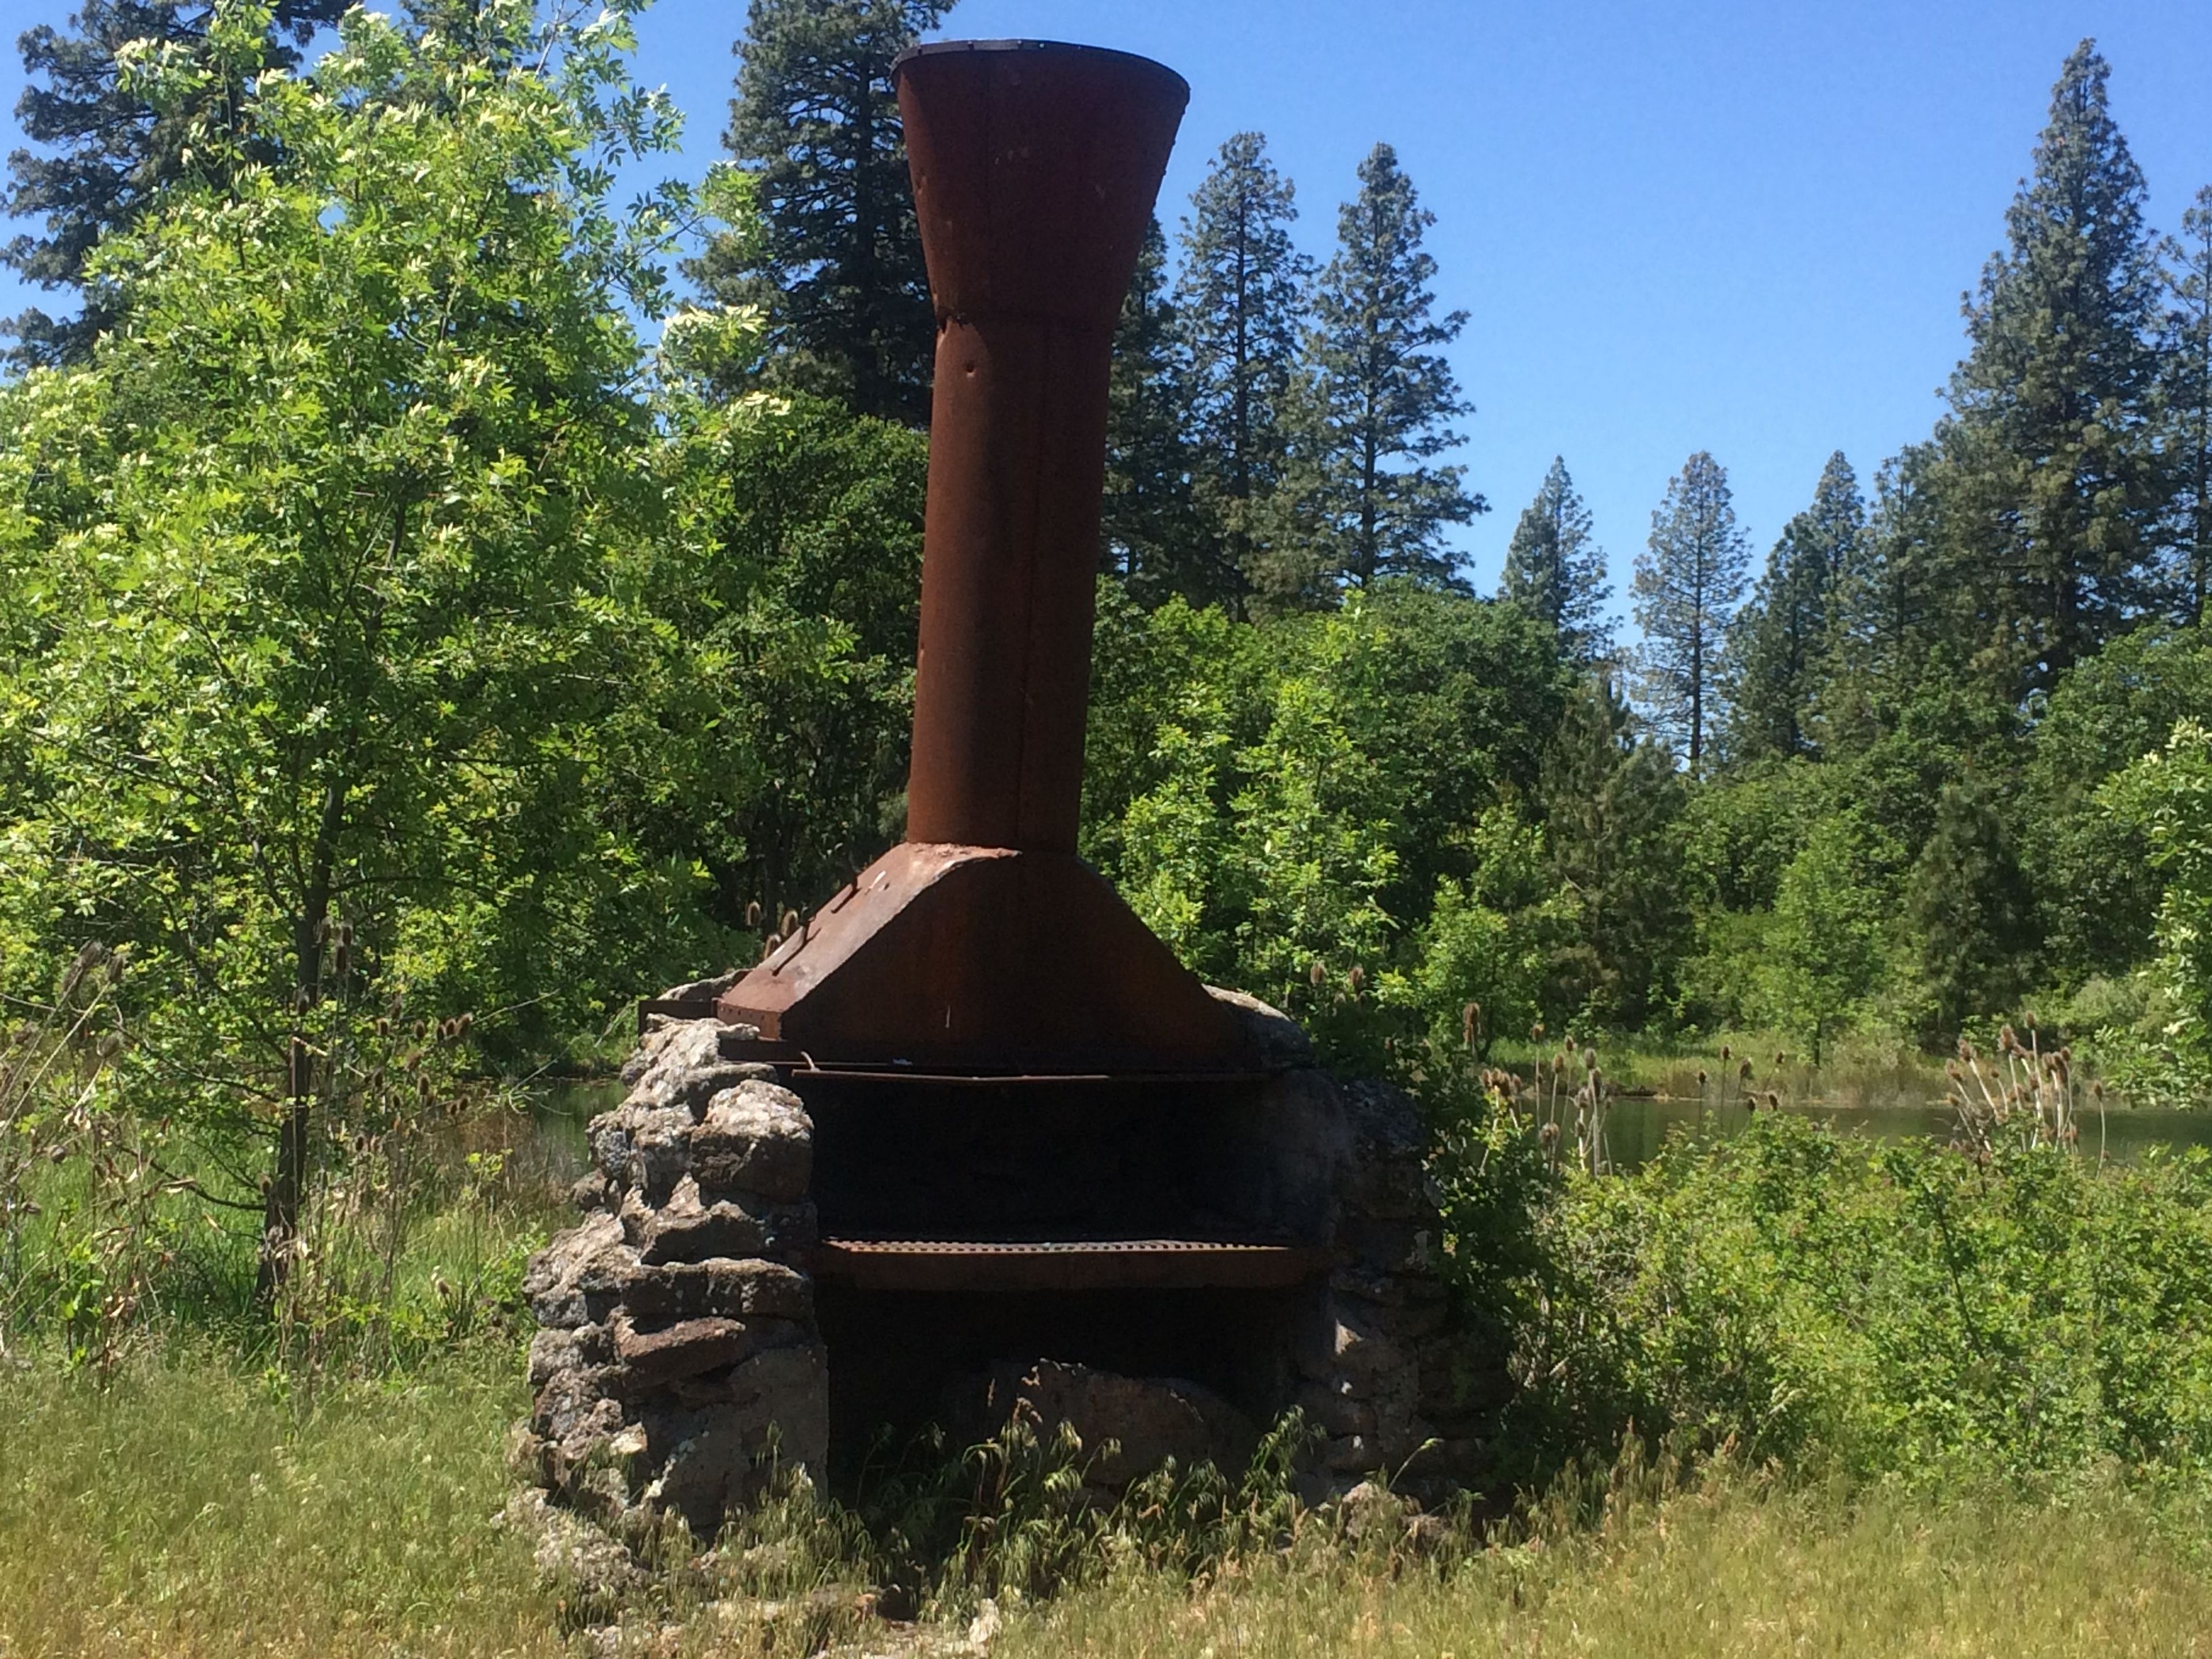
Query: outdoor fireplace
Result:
<box><xmin>518</xmin><ymin>40</ymin><xmax>1476</xmax><ymax>1539</ymax></box>
<box><xmin>700</xmin><ymin>39</ymin><xmax>1332</xmax><ymax>1468</ymax></box>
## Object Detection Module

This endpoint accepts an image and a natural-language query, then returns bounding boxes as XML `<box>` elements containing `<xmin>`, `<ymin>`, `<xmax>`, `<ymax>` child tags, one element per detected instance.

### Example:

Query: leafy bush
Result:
<box><xmin>1440</xmin><ymin>1109</ymin><xmax>2212</xmax><ymax>1489</ymax></box>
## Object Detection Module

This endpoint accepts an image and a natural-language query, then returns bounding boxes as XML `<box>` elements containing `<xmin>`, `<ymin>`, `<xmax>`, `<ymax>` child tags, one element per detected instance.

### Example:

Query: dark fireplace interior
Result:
<box><xmin>781</xmin><ymin>1067</ymin><xmax>1335</xmax><ymax>1483</ymax></box>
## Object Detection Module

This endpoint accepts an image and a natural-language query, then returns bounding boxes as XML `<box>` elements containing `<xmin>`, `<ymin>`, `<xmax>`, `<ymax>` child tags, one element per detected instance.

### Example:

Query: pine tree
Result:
<box><xmin>1500</xmin><ymin>456</ymin><xmax>1611</xmax><ymax>663</ymax></box>
<box><xmin>3</xmin><ymin>0</ymin><xmax>347</xmax><ymax>366</ymax></box>
<box><xmin>1307</xmin><ymin>142</ymin><xmax>1480</xmax><ymax>590</ymax></box>
<box><xmin>1910</xmin><ymin>777</ymin><xmax>2039</xmax><ymax>1041</ymax></box>
<box><xmin>687</xmin><ymin>0</ymin><xmax>946</xmax><ymax>425</ymax></box>
<box><xmin>2166</xmin><ymin>186</ymin><xmax>2212</xmax><ymax>623</ymax></box>
<box><xmin>1537</xmin><ymin>673</ymin><xmax>1689</xmax><ymax>1029</ymax></box>
<box><xmin>1102</xmin><ymin>217</ymin><xmax>1214</xmax><ymax>607</ymax></box>
<box><xmin>1633</xmin><ymin>451</ymin><xmax>1749</xmax><ymax>776</ymax></box>
<box><xmin>1726</xmin><ymin>451</ymin><xmax>1863</xmax><ymax>763</ymax></box>
<box><xmin>1940</xmin><ymin>38</ymin><xmax>2166</xmax><ymax>691</ymax></box>
<box><xmin>1176</xmin><ymin>131</ymin><xmax>1314</xmax><ymax>605</ymax></box>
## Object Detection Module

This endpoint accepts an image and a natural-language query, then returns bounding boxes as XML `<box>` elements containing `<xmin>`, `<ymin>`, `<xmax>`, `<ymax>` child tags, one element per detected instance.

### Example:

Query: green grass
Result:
<box><xmin>0</xmin><ymin>1349</ymin><xmax>563</xmax><ymax>1658</ymax></box>
<box><xmin>7</xmin><ymin>1350</ymin><xmax>2212</xmax><ymax>1658</ymax></box>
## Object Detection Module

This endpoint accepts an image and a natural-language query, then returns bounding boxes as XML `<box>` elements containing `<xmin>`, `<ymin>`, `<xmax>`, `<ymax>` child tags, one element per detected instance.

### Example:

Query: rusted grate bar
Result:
<box><xmin>809</xmin><ymin>1238</ymin><xmax>1331</xmax><ymax>1292</ymax></box>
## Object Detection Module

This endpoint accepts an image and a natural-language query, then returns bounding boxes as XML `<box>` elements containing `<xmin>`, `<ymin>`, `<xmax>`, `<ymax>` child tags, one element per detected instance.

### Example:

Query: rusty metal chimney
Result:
<box><xmin>717</xmin><ymin>40</ymin><xmax>1246</xmax><ymax>1072</ymax></box>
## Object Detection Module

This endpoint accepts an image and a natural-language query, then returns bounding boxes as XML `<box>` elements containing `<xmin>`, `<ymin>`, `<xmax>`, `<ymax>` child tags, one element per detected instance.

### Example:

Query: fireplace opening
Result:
<box><xmin>777</xmin><ymin>1063</ymin><xmax>1339</xmax><ymax>1484</ymax></box>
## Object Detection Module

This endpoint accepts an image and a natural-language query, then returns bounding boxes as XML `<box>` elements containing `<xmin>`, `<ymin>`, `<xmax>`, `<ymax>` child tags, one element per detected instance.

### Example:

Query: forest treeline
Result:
<box><xmin>1</xmin><ymin>0</ymin><xmax>2211</xmax><ymax>1310</ymax></box>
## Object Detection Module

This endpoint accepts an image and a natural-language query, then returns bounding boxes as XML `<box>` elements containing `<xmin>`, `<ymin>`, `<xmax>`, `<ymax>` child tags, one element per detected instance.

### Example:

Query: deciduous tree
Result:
<box><xmin>2</xmin><ymin>0</ymin><xmax>346</xmax><ymax>365</ymax></box>
<box><xmin>0</xmin><ymin>0</ymin><xmax>712</xmax><ymax>1294</ymax></box>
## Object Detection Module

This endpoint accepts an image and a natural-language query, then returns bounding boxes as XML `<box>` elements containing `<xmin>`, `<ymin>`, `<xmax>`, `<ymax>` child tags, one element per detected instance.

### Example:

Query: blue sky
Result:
<box><xmin>5</xmin><ymin>0</ymin><xmax>2211</xmax><ymax>608</ymax></box>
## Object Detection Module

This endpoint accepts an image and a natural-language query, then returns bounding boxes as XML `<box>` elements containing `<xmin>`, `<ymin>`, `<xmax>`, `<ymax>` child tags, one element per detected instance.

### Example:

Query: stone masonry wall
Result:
<box><xmin>514</xmin><ymin>1014</ymin><xmax>827</xmax><ymax>1540</ymax></box>
<box><xmin>517</xmin><ymin>987</ymin><xmax>1484</xmax><ymax>1539</ymax></box>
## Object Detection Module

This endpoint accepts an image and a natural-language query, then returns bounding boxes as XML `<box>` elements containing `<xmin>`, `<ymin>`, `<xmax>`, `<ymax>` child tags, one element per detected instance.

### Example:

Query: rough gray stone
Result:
<box><xmin>979</xmin><ymin>1361</ymin><xmax>1255</xmax><ymax>1490</ymax></box>
<box><xmin>625</xmin><ymin>1178</ymin><xmax>816</xmax><ymax>1265</ymax></box>
<box><xmin>623</xmin><ymin>1257</ymin><xmax>812</xmax><ymax>1324</ymax></box>
<box><xmin>692</xmin><ymin>1082</ymin><xmax>812</xmax><ymax>1201</ymax></box>
<box><xmin>1205</xmin><ymin>986</ymin><xmax>1317</xmax><ymax>1067</ymax></box>
<box><xmin>610</xmin><ymin>1313</ymin><xmax>811</xmax><ymax>1395</ymax></box>
<box><xmin>658</xmin><ymin>969</ymin><xmax>745</xmax><ymax>1005</ymax></box>
<box><xmin>592</xmin><ymin>1102</ymin><xmax>696</xmax><ymax>1200</ymax></box>
<box><xmin>524</xmin><ymin>1211</ymin><xmax>640</xmax><ymax>1329</ymax></box>
<box><xmin>638</xmin><ymin>1343</ymin><xmax>830</xmax><ymax>1533</ymax></box>
<box><xmin>504</xmin><ymin>1488</ymin><xmax>643</xmax><ymax>1605</ymax></box>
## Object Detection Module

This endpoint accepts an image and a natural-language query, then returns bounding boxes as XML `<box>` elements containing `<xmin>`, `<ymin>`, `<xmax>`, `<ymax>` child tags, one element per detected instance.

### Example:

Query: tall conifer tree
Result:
<box><xmin>3</xmin><ymin>0</ymin><xmax>347</xmax><ymax>366</ymax></box>
<box><xmin>1538</xmin><ymin>673</ymin><xmax>1688</xmax><ymax>1028</ymax></box>
<box><xmin>1307</xmin><ymin>142</ymin><xmax>1480</xmax><ymax>589</ymax></box>
<box><xmin>688</xmin><ymin>0</ymin><xmax>946</xmax><ymax>424</ymax></box>
<box><xmin>2166</xmin><ymin>186</ymin><xmax>2212</xmax><ymax>622</ymax></box>
<box><xmin>1727</xmin><ymin>451</ymin><xmax>1863</xmax><ymax>762</ymax></box>
<box><xmin>1633</xmin><ymin>451</ymin><xmax>1749</xmax><ymax>777</ymax></box>
<box><xmin>1176</xmin><ymin>131</ymin><xmax>1313</xmax><ymax>604</ymax></box>
<box><xmin>1102</xmin><ymin>217</ymin><xmax>1213</xmax><ymax>606</ymax></box>
<box><xmin>1939</xmin><ymin>38</ymin><xmax>2165</xmax><ymax>690</ymax></box>
<box><xmin>1501</xmin><ymin>456</ymin><xmax>1611</xmax><ymax>662</ymax></box>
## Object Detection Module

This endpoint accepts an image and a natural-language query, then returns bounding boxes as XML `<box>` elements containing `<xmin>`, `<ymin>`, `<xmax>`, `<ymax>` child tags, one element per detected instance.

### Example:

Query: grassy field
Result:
<box><xmin>6</xmin><ymin>1351</ymin><xmax>2212</xmax><ymax>1659</ymax></box>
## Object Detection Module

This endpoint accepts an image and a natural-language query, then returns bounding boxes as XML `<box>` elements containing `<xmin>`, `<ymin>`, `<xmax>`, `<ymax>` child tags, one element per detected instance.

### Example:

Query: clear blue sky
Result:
<box><xmin>5</xmin><ymin>0</ymin><xmax>2212</xmax><ymax>606</ymax></box>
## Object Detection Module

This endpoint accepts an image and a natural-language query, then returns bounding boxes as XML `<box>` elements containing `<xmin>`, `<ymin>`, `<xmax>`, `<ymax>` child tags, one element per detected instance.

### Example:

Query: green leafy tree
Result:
<box><xmin>1499</xmin><ymin>456</ymin><xmax>1612</xmax><ymax>664</ymax></box>
<box><xmin>646</xmin><ymin>390</ymin><xmax>928</xmax><ymax>931</ymax></box>
<box><xmin>1759</xmin><ymin>817</ymin><xmax>1886</xmax><ymax>1066</ymax></box>
<box><xmin>2023</xmin><ymin>626</ymin><xmax>2212</xmax><ymax>979</ymax></box>
<box><xmin>1307</xmin><ymin>142</ymin><xmax>1480</xmax><ymax>590</ymax></box>
<box><xmin>1727</xmin><ymin>451</ymin><xmax>1863</xmax><ymax>763</ymax></box>
<box><xmin>2098</xmin><ymin>720</ymin><xmax>2212</xmax><ymax>1087</ymax></box>
<box><xmin>1102</xmin><ymin>217</ymin><xmax>1212</xmax><ymax>606</ymax></box>
<box><xmin>2165</xmin><ymin>186</ymin><xmax>2212</xmax><ymax>622</ymax></box>
<box><xmin>1388</xmin><ymin>806</ymin><xmax>1573</xmax><ymax>1059</ymax></box>
<box><xmin>687</xmin><ymin>0</ymin><xmax>946</xmax><ymax>423</ymax></box>
<box><xmin>3</xmin><ymin>0</ymin><xmax>347</xmax><ymax>365</ymax></box>
<box><xmin>1633</xmin><ymin>451</ymin><xmax>1749</xmax><ymax>777</ymax></box>
<box><xmin>1938</xmin><ymin>39</ymin><xmax>2167</xmax><ymax>692</ymax></box>
<box><xmin>1176</xmin><ymin>130</ymin><xmax>1314</xmax><ymax>607</ymax></box>
<box><xmin>1082</xmin><ymin>583</ymin><xmax>1567</xmax><ymax>1064</ymax></box>
<box><xmin>0</xmin><ymin>0</ymin><xmax>712</xmax><ymax>1291</ymax></box>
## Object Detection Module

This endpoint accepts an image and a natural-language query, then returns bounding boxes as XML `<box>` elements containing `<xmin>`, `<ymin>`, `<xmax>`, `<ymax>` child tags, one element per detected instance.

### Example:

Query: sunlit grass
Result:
<box><xmin>1003</xmin><ymin>1474</ymin><xmax>2212</xmax><ymax>1659</ymax></box>
<box><xmin>0</xmin><ymin>1349</ymin><xmax>563</xmax><ymax>1659</ymax></box>
<box><xmin>7</xmin><ymin>1351</ymin><xmax>2212</xmax><ymax>1658</ymax></box>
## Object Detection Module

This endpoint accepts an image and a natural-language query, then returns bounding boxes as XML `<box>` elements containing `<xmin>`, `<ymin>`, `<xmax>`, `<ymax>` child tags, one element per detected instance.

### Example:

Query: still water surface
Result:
<box><xmin>531</xmin><ymin>1074</ymin><xmax>2212</xmax><ymax>1182</ymax></box>
<box><xmin>1601</xmin><ymin>1091</ymin><xmax>2212</xmax><ymax>1170</ymax></box>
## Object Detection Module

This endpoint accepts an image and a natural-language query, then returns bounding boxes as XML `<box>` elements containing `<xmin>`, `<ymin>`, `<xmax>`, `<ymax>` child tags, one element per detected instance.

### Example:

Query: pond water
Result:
<box><xmin>1600</xmin><ymin>1092</ymin><xmax>2212</xmax><ymax>1171</ymax></box>
<box><xmin>527</xmin><ymin>1073</ymin><xmax>2212</xmax><ymax>1187</ymax></box>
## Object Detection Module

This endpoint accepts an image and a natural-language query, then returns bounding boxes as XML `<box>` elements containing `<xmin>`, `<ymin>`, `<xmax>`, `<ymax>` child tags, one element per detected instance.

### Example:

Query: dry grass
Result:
<box><xmin>1005</xmin><ymin>1476</ymin><xmax>2212</xmax><ymax>1658</ymax></box>
<box><xmin>6</xmin><ymin>1354</ymin><xmax>2212</xmax><ymax>1658</ymax></box>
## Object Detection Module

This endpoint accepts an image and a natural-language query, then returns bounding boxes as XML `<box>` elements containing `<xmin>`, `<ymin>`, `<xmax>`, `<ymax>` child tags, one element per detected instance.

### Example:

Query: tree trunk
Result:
<box><xmin>255</xmin><ymin>776</ymin><xmax>346</xmax><ymax>1307</ymax></box>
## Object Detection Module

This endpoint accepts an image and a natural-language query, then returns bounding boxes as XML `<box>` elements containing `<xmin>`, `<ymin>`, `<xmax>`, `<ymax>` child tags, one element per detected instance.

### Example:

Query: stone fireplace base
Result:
<box><xmin>513</xmin><ymin>988</ymin><xmax>1483</xmax><ymax>1541</ymax></box>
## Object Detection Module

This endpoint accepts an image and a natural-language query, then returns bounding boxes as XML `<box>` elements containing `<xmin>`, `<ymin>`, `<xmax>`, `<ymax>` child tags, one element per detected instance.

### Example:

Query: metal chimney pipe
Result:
<box><xmin>893</xmin><ymin>41</ymin><xmax>1190</xmax><ymax>853</ymax></box>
